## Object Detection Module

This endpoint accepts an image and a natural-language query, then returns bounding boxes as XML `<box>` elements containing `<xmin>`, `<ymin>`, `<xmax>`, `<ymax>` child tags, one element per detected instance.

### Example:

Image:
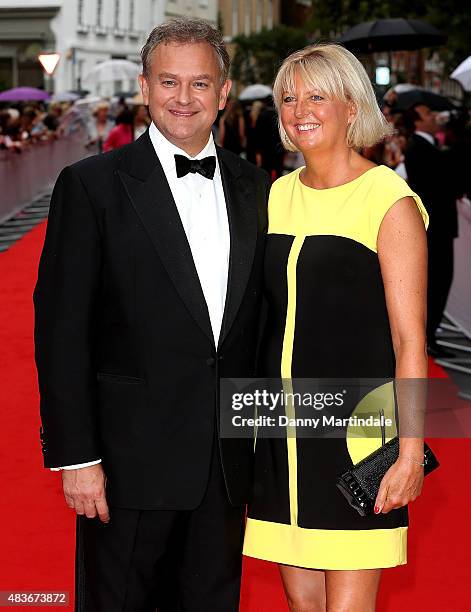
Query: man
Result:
<box><xmin>405</xmin><ymin>103</ymin><xmax>458</xmax><ymax>358</ymax></box>
<box><xmin>34</xmin><ymin>18</ymin><xmax>269</xmax><ymax>611</ymax></box>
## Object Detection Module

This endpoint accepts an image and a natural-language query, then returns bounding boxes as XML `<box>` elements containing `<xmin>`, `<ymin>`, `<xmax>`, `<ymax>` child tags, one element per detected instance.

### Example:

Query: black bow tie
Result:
<box><xmin>174</xmin><ymin>154</ymin><xmax>216</xmax><ymax>180</ymax></box>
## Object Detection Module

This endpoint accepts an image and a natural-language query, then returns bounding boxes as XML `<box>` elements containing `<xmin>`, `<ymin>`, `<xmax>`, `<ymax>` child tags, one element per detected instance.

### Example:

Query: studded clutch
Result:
<box><xmin>336</xmin><ymin>433</ymin><xmax>439</xmax><ymax>517</ymax></box>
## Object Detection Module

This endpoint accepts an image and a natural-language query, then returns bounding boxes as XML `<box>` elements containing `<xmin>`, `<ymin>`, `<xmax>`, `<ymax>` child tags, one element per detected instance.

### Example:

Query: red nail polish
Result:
<box><xmin>374</xmin><ymin>506</ymin><xmax>380</xmax><ymax>514</ymax></box>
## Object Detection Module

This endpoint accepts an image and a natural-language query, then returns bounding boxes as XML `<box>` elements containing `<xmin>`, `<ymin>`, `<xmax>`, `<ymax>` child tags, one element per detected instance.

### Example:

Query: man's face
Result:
<box><xmin>414</xmin><ymin>104</ymin><xmax>438</xmax><ymax>135</ymax></box>
<box><xmin>139</xmin><ymin>42</ymin><xmax>231</xmax><ymax>156</ymax></box>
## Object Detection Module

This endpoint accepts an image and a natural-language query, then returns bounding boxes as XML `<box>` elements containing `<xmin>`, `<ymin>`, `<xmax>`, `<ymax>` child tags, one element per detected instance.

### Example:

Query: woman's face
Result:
<box><xmin>136</xmin><ymin>105</ymin><xmax>149</xmax><ymax>121</ymax></box>
<box><xmin>280</xmin><ymin>69</ymin><xmax>354</xmax><ymax>154</ymax></box>
<box><xmin>97</xmin><ymin>107</ymin><xmax>109</xmax><ymax>121</ymax></box>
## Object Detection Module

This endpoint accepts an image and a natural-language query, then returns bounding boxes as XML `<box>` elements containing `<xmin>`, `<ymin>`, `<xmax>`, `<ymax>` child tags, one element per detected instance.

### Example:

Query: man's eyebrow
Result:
<box><xmin>157</xmin><ymin>72</ymin><xmax>214</xmax><ymax>81</ymax></box>
<box><xmin>158</xmin><ymin>73</ymin><xmax>178</xmax><ymax>79</ymax></box>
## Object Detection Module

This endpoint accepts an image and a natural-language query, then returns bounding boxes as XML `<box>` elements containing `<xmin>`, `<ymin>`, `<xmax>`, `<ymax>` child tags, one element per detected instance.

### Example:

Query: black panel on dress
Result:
<box><xmin>258</xmin><ymin>234</ymin><xmax>294</xmax><ymax>377</ymax></box>
<box><xmin>249</xmin><ymin>234</ymin><xmax>294</xmax><ymax>525</ymax></box>
<box><xmin>292</xmin><ymin>235</ymin><xmax>395</xmax><ymax>379</ymax></box>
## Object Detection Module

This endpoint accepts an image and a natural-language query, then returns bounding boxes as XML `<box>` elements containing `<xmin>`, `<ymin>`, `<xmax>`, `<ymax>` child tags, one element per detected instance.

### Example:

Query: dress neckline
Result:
<box><xmin>297</xmin><ymin>165</ymin><xmax>384</xmax><ymax>192</ymax></box>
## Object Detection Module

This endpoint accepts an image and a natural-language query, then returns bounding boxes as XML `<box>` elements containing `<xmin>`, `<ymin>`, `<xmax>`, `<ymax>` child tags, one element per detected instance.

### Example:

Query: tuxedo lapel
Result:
<box><xmin>117</xmin><ymin>132</ymin><xmax>214</xmax><ymax>346</ymax></box>
<box><xmin>217</xmin><ymin>147</ymin><xmax>258</xmax><ymax>349</ymax></box>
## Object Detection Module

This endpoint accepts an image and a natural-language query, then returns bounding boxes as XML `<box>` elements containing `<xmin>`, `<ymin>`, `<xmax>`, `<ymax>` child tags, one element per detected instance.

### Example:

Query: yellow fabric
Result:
<box><xmin>347</xmin><ymin>381</ymin><xmax>397</xmax><ymax>464</ymax></box>
<box><xmin>280</xmin><ymin>236</ymin><xmax>305</xmax><ymax>525</ymax></box>
<box><xmin>268</xmin><ymin>165</ymin><xmax>428</xmax><ymax>251</ymax></box>
<box><xmin>244</xmin><ymin>519</ymin><xmax>408</xmax><ymax>570</ymax></box>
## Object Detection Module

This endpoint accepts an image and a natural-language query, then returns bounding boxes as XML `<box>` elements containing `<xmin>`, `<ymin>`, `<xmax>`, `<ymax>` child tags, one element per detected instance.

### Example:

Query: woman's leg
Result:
<box><xmin>279</xmin><ymin>564</ymin><xmax>326</xmax><ymax>612</ymax></box>
<box><xmin>325</xmin><ymin>569</ymin><xmax>382</xmax><ymax>612</ymax></box>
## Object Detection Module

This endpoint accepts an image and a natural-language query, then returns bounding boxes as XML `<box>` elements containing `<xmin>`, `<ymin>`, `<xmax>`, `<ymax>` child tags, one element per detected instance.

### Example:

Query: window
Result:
<box><xmin>267</xmin><ymin>0</ymin><xmax>273</xmax><ymax>29</ymax></box>
<box><xmin>96</xmin><ymin>0</ymin><xmax>103</xmax><ymax>27</ymax></box>
<box><xmin>78</xmin><ymin>0</ymin><xmax>84</xmax><ymax>25</ymax></box>
<box><xmin>114</xmin><ymin>0</ymin><xmax>121</xmax><ymax>29</ymax></box>
<box><xmin>245</xmin><ymin>0</ymin><xmax>251</xmax><ymax>35</ymax></box>
<box><xmin>232</xmin><ymin>0</ymin><xmax>238</xmax><ymax>36</ymax></box>
<box><xmin>256</xmin><ymin>0</ymin><xmax>262</xmax><ymax>31</ymax></box>
<box><xmin>129</xmin><ymin>0</ymin><xmax>135</xmax><ymax>31</ymax></box>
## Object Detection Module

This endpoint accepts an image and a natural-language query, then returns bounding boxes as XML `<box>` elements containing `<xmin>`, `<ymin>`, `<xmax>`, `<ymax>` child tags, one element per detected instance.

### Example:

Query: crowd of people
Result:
<box><xmin>0</xmin><ymin>97</ymin><xmax>151</xmax><ymax>155</ymax></box>
<box><xmin>216</xmin><ymin>96</ymin><xmax>285</xmax><ymax>179</ymax></box>
<box><xmin>3</xmin><ymin>88</ymin><xmax>468</xmax><ymax>196</ymax></box>
<box><xmin>364</xmin><ymin>99</ymin><xmax>470</xmax><ymax>356</ymax></box>
<box><xmin>0</xmin><ymin>103</ymin><xmax>67</xmax><ymax>153</ymax></box>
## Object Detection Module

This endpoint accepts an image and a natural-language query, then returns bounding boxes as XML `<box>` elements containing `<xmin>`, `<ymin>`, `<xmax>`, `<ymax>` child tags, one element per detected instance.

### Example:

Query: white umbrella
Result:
<box><xmin>389</xmin><ymin>83</ymin><xmax>423</xmax><ymax>94</ymax></box>
<box><xmin>383</xmin><ymin>83</ymin><xmax>423</xmax><ymax>103</ymax></box>
<box><xmin>51</xmin><ymin>91</ymin><xmax>79</xmax><ymax>102</ymax></box>
<box><xmin>83</xmin><ymin>59</ymin><xmax>141</xmax><ymax>85</ymax></box>
<box><xmin>451</xmin><ymin>55</ymin><xmax>471</xmax><ymax>91</ymax></box>
<box><xmin>238</xmin><ymin>84</ymin><xmax>273</xmax><ymax>101</ymax></box>
<box><xmin>73</xmin><ymin>95</ymin><xmax>103</xmax><ymax>108</ymax></box>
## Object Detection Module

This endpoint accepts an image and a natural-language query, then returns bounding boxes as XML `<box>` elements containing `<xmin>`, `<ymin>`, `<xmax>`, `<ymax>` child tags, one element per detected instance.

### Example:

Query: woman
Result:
<box><xmin>218</xmin><ymin>97</ymin><xmax>246</xmax><ymax>155</ymax></box>
<box><xmin>133</xmin><ymin>103</ymin><xmax>151</xmax><ymax>140</ymax></box>
<box><xmin>245</xmin><ymin>100</ymin><xmax>264</xmax><ymax>165</ymax></box>
<box><xmin>103</xmin><ymin>109</ymin><xmax>134</xmax><ymax>152</ymax></box>
<box><xmin>87</xmin><ymin>102</ymin><xmax>114</xmax><ymax>152</ymax></box>
<box><xmin>243</xmin><ymin>44</ymin><xmax>429</xmax><ymax>611</ymax></box>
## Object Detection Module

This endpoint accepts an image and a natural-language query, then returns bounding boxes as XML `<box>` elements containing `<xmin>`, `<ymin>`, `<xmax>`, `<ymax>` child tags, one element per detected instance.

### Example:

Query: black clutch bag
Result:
<box><xmin>336</xmin><ymin>411</ymin><xmax>439</xmax><ymax>516</ymax></box>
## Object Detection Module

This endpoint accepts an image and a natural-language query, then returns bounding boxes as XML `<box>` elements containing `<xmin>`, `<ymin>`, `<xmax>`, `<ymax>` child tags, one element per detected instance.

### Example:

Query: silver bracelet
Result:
<box><xmin>404</xmin><ymin>455</ymin><xmax>425</xmax><ymax>467</ymax></box>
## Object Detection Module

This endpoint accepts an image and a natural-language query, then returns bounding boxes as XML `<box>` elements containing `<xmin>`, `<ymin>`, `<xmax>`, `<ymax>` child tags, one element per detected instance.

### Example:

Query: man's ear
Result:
<box><xmin>219</xmin><ymin>79</ymin><xmax>233</xmax><ymax>111</ymax></box>
<box><xmin>138</xmin><ymin>74</ymin><xmax>150</xmax><ymax>106</ymax></box>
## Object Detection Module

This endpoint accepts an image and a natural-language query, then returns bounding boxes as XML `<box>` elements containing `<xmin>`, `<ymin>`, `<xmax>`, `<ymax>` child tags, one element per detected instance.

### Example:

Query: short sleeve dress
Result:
<box><xmin>243</xmin><ymin>165</ymin><xmax>428</xmax><ymax>570</ymax></box>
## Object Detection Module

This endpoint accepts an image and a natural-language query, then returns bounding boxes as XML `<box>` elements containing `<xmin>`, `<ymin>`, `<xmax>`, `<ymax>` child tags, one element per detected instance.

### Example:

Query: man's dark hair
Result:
<box><xmin>404</xmin><ymin>104</ymin><xmax>423</xmax><ymax>133</ymax></box>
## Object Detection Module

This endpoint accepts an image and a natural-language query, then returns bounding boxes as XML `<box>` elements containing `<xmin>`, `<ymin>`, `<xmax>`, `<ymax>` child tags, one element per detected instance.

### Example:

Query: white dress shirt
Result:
<box><xmin>52</xmin><ymin>123</ymin><xmax>230</xmax><ymax>471</ymax></box>
<box><xmin>148</xmin><ymin>121</ymin><xmax>230</xmax><ymax>343</ymax></box>
<box><xmin>415</xmin><ymin>130</ymin><xmax>436</xmax><ymax>146</ymax></box>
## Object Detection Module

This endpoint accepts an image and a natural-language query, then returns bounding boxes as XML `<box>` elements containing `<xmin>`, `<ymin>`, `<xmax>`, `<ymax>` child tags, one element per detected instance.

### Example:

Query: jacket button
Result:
<box><xmin>206</xmin><ymin>357</ymin><xmax>216</xmax><ymax>366</ymax></box>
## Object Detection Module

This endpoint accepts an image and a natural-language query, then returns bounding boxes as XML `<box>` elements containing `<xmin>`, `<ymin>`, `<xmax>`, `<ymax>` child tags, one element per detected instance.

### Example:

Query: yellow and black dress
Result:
<box><xmin>243</xmin><ymin>165</ymin><xmax>428</xmax><ymax>570</ymax></box>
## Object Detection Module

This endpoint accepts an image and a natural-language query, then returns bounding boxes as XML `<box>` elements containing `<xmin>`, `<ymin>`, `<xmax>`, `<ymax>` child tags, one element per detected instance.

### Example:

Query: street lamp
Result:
<box><xmin>38</xmin><ymin>52</ymin><xmax>61</xmax><ymax>93</ymax></box>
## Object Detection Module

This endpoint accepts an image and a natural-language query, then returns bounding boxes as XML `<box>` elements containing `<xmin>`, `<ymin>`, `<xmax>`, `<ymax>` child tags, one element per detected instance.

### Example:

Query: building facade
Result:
<box><xmin>219</xmin><ymin>0</ymin><xmax>280</xmax><ymax>41</ymax></box>
<box><xmin>165</xmin><ymin>0</ymin><xmax>217</xmax><ymax>23</ymax></box>
<box><xmin>0</xmin><ymin>0</ymin><xmax>218</xmax><ymax>95</ymax></box>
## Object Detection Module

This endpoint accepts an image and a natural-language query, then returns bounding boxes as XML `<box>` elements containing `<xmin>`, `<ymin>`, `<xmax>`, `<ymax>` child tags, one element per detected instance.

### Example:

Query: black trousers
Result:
<box><xmin>75</xmin><ymin>440</ymin><xmax>246</xmax><ymax>612</ymax></box>
<box><xmin>427</xmin><ymin>233</ymin><xmax>455</xmax><ymax>345</ymax></box>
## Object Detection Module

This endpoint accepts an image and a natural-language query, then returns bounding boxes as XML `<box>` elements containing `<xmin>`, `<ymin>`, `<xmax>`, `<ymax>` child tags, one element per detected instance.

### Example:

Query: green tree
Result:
<box><xmin>231</xmin><ymin>25</ymin><xmax>308</xmax><ymax>85</ymax></box>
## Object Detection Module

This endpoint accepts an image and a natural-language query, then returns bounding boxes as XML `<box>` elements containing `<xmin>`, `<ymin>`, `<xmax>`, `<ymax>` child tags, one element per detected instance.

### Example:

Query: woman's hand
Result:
<box><xmin>374</xmin><ymin>456</ymin><xmax>424</xmax><ymax>514</ymax></box>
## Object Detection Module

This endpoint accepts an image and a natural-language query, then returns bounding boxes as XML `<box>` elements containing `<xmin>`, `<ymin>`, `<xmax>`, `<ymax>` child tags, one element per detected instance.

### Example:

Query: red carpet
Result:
<box><xmin>1</xmin><ymin>221</ymin><xmax>470</xmax><ymax>610</ymax></box>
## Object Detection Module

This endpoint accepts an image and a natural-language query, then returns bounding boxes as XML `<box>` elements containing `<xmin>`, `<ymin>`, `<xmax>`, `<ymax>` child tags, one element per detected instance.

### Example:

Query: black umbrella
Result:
<box><xmin>338</xmin><ymin>18</ymin><xmax>446</xmax><ymax>53</ymax></box>
<box><xmin>394</xmin><ymin>89</ymin><xmax>454</xmax><ymax>111</ymax></box>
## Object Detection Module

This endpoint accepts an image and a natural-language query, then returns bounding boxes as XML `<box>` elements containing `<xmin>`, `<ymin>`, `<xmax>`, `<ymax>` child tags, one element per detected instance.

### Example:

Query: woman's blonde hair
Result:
<box><xmin>273</xmin><ymin>43</ymin><xmax>394</xmax><ymax>151</ymax></box>
<box><xmin>92</xmin><ymin>101</ymin><xmax>110</xmax><ymax>117</ymax></box>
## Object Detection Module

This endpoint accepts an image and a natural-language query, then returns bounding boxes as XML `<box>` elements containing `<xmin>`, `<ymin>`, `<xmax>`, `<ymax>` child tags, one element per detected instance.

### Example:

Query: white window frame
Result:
<box><xmin>78</xmin><ymin>0</ymin><xmax>84</xmax><ymax>25</ymax></box>
<box><xmin>96</xmin><ymin>0</ymin><xmax>103</xmax><ymax>27</ymax></box>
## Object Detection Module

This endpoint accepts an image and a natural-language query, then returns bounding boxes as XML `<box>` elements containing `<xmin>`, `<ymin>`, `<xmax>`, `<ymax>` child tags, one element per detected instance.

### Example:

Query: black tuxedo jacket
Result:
<box><xmin>404</xmin><ymin>133</ymin><xmax>458</xmax><ymax>238</ymax></box>
<box><xmin>34</xmin><ymin>130</ymin><xmax>270</xmax><ymax>510</ymax></box>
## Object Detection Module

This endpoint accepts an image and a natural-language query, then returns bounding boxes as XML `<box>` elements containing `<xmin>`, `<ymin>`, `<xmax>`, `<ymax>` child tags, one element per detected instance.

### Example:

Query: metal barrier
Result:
<box><xmin>0</xmin><ymin>129</ymin><xmax>90</xmax><ymax>224</ymax></box>
<box><xmin>446</xmin><ymin>198</ymin><xmax>471</xmax><ymax>339</ymax></box>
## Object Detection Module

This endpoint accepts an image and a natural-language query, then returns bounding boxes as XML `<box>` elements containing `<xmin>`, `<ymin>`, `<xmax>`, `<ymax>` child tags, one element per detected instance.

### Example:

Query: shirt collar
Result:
<box><xmin>415</xmin><ymin>130</ymin><xmax>435</xmax><ymax>146</ymax></box>
<box><xmin>149</xmin><ymin>121</ymin><xmax>218</xmax><ymax>177</ymax></box>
